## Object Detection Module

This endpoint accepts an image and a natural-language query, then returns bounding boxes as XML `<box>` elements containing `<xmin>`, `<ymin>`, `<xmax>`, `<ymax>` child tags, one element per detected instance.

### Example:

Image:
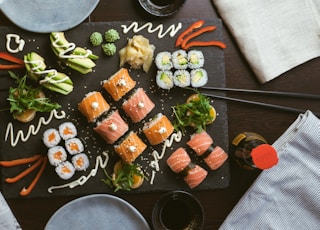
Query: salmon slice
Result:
<box><xmin>204</xmin><ymin>146</ymin><xmax>228</xmax><ymax>170</ymax></box>
<box><xmin>143</xmin><ymin>113</ymin><xmax>174</xmax><ymax>145</ymax></box>
<box><xmin>122</xmin><ymin>88</ymin><xmax>155</xmax><ymax>123</ymax></box>
<box><xmin>166</xmin><ymin>148</ymin><xmax>191</xmax><ymax>173</ymax></box>
<box><xmin>102</xmin><ymin>68</ymin><xmax>136</xmax><ymax>101</ymax></box>
<box><xmin>184</xmin><ymin>165</ymin><xmax>208</xmax><ymax>189</ymax></box>
<box><xmin>94</xmin><ymin>110</ymin><xmax>129</xmax><ymax>144</ymax></box>
<box><xmin>114</xmin><ymin>132</ymin><xmax>147</xmax><ymax>164</ymax></box>
<box><xmin>78</xmin><ymin>91</ymin><xmax>110</xmax><ymax>122</ymax></box>
<box><xmin>187</xmin><ymin>131</ymin><xmax>213</xmax><ymax>156</ymax></box>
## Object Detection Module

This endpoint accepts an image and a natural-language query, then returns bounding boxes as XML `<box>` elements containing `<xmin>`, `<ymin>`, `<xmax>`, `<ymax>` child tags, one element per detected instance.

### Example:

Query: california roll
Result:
<box><xmin>173</xmin><ymin>70</ymin><xmax>190</xmax><ymax>88</ymax></box>
<box><xmin>156</xmin><ymin>70</ymin><xmax>174</xmax><ymax>90</ymax></box>
<box><xmin>155</xmin><ymin>51</ymin><xmax>173</xmax><ymax>70</ymax></box>
<box><xmin>188</xmin><ymin>50</ymin><xmax>204</xmax><ymax>69</ymax></box>
<box><xmin>190</xmin><ymin>68</ymin><xmax>208</xmax><ymax>88</ymax></box>
<box><xmin>172</xmin><ymin>50</ymin><xmax>188</xmax><ymax>69</ymax></box>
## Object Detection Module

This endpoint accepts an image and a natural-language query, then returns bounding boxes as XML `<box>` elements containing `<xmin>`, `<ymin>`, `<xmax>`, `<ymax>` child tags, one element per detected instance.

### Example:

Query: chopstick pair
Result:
<box><xmin>200</xmin><ymin>86</ymin><xmax>320</xmax><ymax>117</ymax></box>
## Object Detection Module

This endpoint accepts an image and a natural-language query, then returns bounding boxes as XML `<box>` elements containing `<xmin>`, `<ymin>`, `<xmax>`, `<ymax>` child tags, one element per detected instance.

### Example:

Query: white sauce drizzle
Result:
<box><xmin>129</xmin><ymin>146</ymin><xmax>137</xmax><ymax>153</ymax></box>
<box><xmin>121</xmin><ymin>22</ymin><xmax>182</xmax><ymax>39</ymax></box>
<box><xmin>109</xmin><ymin>123</ymin><xmax>117</xmax><ymax>131</ymax></box>
<box><xmin>91</xmin><ymin>101</ymin><xmax>99</xmax><ymax>110</ymax></box>
<box><xmin>6</xmin><ymin>34</ymin><xmax>25</xmax><ymax>53</ymax></box>
<box><xmin>149</xmin><ymin>131</ymin><xmax>182</xmax><ymax>184</ymax></box>
<box><xmin>137</xmin><ymin>101</ymin><xmax>145</xmax><ymax>108</ymax></box>
<box><xmin>5</xmin><ymin>109</ymin><xmax>66</xmax><ymax>147</ymax></box>
<box><xmin>158</xmin><ymin>127</ymin><xmax>167</xmax><ymax>134</ymax></box>
<box><xmin>48</xmin><ymin>151</ymin><xmax>109</xmax><ymax>193</ymax></box>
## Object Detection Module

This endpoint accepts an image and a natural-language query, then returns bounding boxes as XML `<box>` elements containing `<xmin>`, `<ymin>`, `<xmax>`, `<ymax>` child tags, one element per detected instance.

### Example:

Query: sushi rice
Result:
<box><xmin>65</xmin><ymin>137</ymin><xmax>84</xmax><ymax>155</ymax></box>
<box><xmin>172</xmin><ymin>50</ymin><xmax>188</xmax><ymax>69</ymax></box>
<box><xmin>156</xmin><ymin>70</ymin><xmax>174</xmax><ymax>90</ymax></box>
<box><xmin>43</xmin><ymin>128</ymin><xmax>61</xmax><ymax>148</ymax></box>
<box><xmin>47</xmin><ymin>145</ymin><xmax>68</xmax><ymax>166</ymax></box>
<box><xmin>55</xmin><ymin>161</ymin><xmax>75</xmax><ymax>180</ymax></box>
<box><xmin>72</xmin><ymin>153</ymin><xmax>90</xmax><ymax>171</ymax></box>
<box><xmin>155</xmin><ymin>51</ymin><xmax>173</xmax><ymax>70</ymax></box>
<box><xmin>190</xmin><ymin>68</ymin><xmax>208</xmax><ymax>88</ymax></box>
<box><xmin>173</xmin><ymin>70</ymin><xmax>191</xmax><ymax>88</ymax></box>
<box><xmin>59</xmin><ymin>122</ymin><xmax>77</xmax><ymax>140</ymax></box>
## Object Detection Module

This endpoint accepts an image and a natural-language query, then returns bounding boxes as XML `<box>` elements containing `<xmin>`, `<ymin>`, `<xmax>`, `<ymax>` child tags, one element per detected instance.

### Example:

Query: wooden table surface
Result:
<box><xmin>1</xmin><ymin>0</ymin><xmax>319</xmax><ymax>229</ymax></box>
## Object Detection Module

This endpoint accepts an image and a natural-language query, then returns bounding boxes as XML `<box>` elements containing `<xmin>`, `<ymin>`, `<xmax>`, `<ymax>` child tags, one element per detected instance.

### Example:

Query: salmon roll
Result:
<box><xmin>94</xmin><ymin>110</ymin><xmax>129</xmax><ymax>144</ymax></box>
<box><xmin>187</xmin><ymin>131</ymin><xmax>213</xmax><ymax>156</ymax></box>
<box><xmin>43</xmin><ymin>128</ymin><xmax>61</xmax><ymax>148</ymax></box>
<box><xmin>166</xmin><ymin>148</ymin><xmax>191</xmax><ymax>173</ymax></box>
<box><xmin>65</xmin><ymin>137</ymin><xmax>84</xmax><ymax>155</ymax></box>
<box><xmin>47</xmin><ymin>146</ymin><xmax>67</xmax><ymax>166</ymax></box>
<box><xmin>59</xmin><ymin>122</ymin><xmax>77</xmax><ymax>140</ymax></box>
<box><xmin>143</xmin><ymin>113</ymin><xmax>174</xmax><ymax>145</ymax></box>
<box><xmin>184</xmin><ymin>165</ymin><xmax>208</xmax><ymax>189</ymax></box>
<box><xmin>78</xmin><ymin>91</ymin><xmax>110</xmax><ymax>123</ymax></box>
<box><xmin>55</xmin><ymin>161</ymin><xmax>75</xmax><ymax>180</ymax></box>
<box><xmin>122</xmin><ymin>88</ymin><xmax>155</xmax><ymax>123</ymax></box>
<box><xmin>203</xmin><ymin>146</ymin><xmax>228</xmax><ymax>170</ymax></box>
<box><xmin>71</xmin><ymin>153</ymin><xmax>90</xmax><ymax>171</ymax></box>
<box><xmin>114</xmin><ymin>132</ymin><xmax>147</xmax><ymax>164</ymax></box>
<box><xmin>102</xmin><ymin>68</ymin><xmax>136</xmax><ymax>101</ymax></box>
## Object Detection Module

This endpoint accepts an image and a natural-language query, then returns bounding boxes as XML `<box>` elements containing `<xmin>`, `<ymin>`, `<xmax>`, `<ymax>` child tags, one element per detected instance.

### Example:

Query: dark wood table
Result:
<box><xmin>1</xmin><ymin>1</ymin><xmax>319</xmax><ymax>229</ymax></box>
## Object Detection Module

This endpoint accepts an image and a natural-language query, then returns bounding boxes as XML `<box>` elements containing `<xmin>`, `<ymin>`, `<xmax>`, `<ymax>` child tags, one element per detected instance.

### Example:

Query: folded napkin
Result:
<box><xmin>219</xmin><ymin>110</ymin><xmax>320</xmax><ymax>229</ymax></box>
<box><xmin>0</xmin><ymin>192</ymin><xmax>22</xmax><ymax>230</ymax></box>
<box><xmin>212</xmin><ymin>0</ymin><xmax>320</xmax><ymax>83</ymax></box>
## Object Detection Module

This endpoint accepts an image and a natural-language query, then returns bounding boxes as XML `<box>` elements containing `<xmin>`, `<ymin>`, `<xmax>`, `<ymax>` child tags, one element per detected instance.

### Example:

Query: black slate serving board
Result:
<box><xmin>0</xmin><ymin>19</ymin><xmax>229</xmax><ymax>198</ymax></box>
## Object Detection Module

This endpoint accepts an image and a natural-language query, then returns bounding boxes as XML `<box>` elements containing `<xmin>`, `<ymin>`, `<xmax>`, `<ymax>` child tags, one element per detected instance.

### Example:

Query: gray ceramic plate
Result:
<box><xmin>0</xmin><ymin>0</ymin><xmax>99</xmax><ymax>33</ymax></box>
<box><xmin>45</xmin><ymin>194</ymin><xmax>150</xmax><ymax>230</ymax></box>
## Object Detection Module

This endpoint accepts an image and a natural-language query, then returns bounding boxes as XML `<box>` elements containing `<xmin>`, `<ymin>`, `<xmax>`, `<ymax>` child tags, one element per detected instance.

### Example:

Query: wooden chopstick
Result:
<box><xmin>200</xmin><ymin>86</ymin><xmax>320</xmax><ymax>99</ymax></box>
<box><xmin>201</xmin><ymin>93</ymin><xmax>320</xmax><ymax>117</ymax></box>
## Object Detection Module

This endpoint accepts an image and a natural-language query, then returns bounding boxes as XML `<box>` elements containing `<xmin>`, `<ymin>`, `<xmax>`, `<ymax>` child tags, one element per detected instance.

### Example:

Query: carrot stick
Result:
<box><xmin>181</xmin><ymin>25</ymin><xmax>217</xmax><ymax>49</ymax></box>
<box><xmin>19</xmin><ymin>157</ymin><xmax>48</xmax><ymax>196</ymax></box>
<box><xmin>0</xmin><ymin>52</ymin><xmax>24</xmax><ymax>65</ymax></box>
<box><xmin>0</xmin><ymin>64</ymin><xmax>25</xmax><ymax>70</ymax></box>
<box><xmin>175</xmin><ymin>20</ymin><xmax>205</xmax><ymax>47</ymax></box>
<box><xmin>0</xmin><ymin>154</ymin><xmax>42</xmax><ymax>167</ymax></box>
<box><xmin>5</xmin><ymin>157</ymin><xmax>44</xmax><ymax>183</ymax></box>
<box><xmin>182</xmin><ymin>40</ymin><xmax>227</xmax><ymax>50</ymax></box>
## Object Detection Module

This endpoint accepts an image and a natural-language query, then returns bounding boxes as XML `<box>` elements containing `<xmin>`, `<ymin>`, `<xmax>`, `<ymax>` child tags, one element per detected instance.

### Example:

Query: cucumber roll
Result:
<box><xmin>172</xmin><ymin>50</ymin><xmax>188</xmax><ymax>69</ymax></box>
<box><xmin>156</xmin><ymin>70</ymin><xmax>174</xmax><ymax>90</ymax></box>
<box><xmin>188</xmin><ymin>50</ymin><xmax>204</xmax><ymax>69</ymax></box>
<box><xmin>190</xmin><ymin>68</ymin><xmax>208</xmax><ymax>88</ymax></box>
<box><xmin>155</xmin><ymin>51</ymin><xmax>173</xmax><ymax>70</ymax></box>
<box><xmin>173</xmin><ymin>70</ymin><xmax>191</xmax><ymax>88</ymax></box>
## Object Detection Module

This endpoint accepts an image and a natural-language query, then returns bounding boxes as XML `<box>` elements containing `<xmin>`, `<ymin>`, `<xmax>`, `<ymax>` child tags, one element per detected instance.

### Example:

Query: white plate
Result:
<box><xmin>0</xmin><ymin>0</ymin><xmax>99</xmax><ymax>33</ymax></box>
<box><xmin>45</xmin><ymin>194</ymin><xmax>150</xmax><ymax>230</ymax></box>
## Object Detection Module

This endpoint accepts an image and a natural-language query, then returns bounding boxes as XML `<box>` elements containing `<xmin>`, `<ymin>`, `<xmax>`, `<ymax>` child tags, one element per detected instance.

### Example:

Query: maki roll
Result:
<box><xmin>188</xmin><ymin>50</ymin><xmax>204</xmax><ymax>69</ymax></box>
<box><xmin>114</xmin><ymin>132</ymin><xmax>147</xmax><ymax>164</ymax></box>
<box><xmin>173</xmin><ymin>70</ymin><xmax>190</xmax><ymax>88</ymax></box>
<box><xmin>43</xmin><ymin>128</ymin><xmax>61</xmax><ymax>148</ymax></box>
<box><xmin>166</xmin><ymin>148</ymin><xmax>191</xmax><ymax>173</ymax></box>
<box><xmin>172</xmin><ymin>50</ymin><xmax>188</xmax><ymax>69</ymax></box>
<box><xmin>203</xmin><ymin>146</ymin><xmax>228</xmax><ymax>170</ymax></box>
<box><xmin>156</xmin><ymin>70</ymin><xmax>174</xmax><ymax>90</ymax></box>
<box><xmin>72</xmin><ymin>153</ymin><xmax>90</xmax><ymax>171</ymax></box>
<box><xmin>183</xmin><ymin>164</ymin><xmax>208</xmax><ymax>189</ymax></box>
<box><xmin>78</xmin><ymin>91</ymin><xmax>110</xmax><ymax>123</ymax></box>
<box><xmin>59</xmin><ymin>122</ymin><xmax>77</xmax><ymax>140</ymax></box>
<box><xmin>65</xmin><ymin>137</ymin><xmax>84</xmax><ymax>155</ymax></box>
<box><xmin>94</xmin><ymin>110</ymin><xmax>129</xmax><ymax>144</ymax></box>
<box><xmin>102</xmin><ymin>68</ymin><xmax>136</xmax><ymax>101</ymax></box>
<box><xmin>155</xmin><ymin>51</ymin><xmax>173</xmax><ymax>70</ymax></box>
<box><xmin>47</xmin><ymin>146</ymin><xmax>67</xmax><ymax>166</ymax></box>
<box><xmin>190</xmin><ymin>68</ymin><xmax>208</xmax><ymax>88</ymax></box>
<box><xmin>122</xmin><ymin>88</ymin><xmax>155</xmax><ymax>123</ymax></box>
<box><xmin>55</xmin><ymin>161</ymin><xmax>75</xmax><ymax>180</ymax></box>
<box><xmin>187</xmin><ymin>131</ymin><xmax>214</xmax><ymax>156</ymax></box>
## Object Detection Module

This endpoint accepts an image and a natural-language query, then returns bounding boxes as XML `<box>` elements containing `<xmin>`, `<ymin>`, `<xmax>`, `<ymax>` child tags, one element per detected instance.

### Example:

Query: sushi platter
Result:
<box><xmin>0</xmin><ymin>19</ymin><xmax>229</xmax><ymax>198</ymax></box>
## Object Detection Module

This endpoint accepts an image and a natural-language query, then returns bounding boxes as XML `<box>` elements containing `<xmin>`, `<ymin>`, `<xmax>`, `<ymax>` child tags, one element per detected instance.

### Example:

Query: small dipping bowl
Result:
<box><xmin>138</xmin><ymin>0</ymin><xmax>186</xmax><ymax>17</ymax></box>
<box><xmin>152</xmin><ymin>190</ymin><xmax>205</xmax><ymax>230</ymax></box>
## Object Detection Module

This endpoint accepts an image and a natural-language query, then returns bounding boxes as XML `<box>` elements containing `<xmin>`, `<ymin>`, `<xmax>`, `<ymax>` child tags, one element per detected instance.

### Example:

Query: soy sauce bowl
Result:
<box><xmin>138</xmin><ymin>0</ymin><xmax>186</xmax><ymax>17</ymax></box>
<box><xmin>152</xmin><ymin>191</ymin><xmax>205</xmax><ymax>230</ymax></box>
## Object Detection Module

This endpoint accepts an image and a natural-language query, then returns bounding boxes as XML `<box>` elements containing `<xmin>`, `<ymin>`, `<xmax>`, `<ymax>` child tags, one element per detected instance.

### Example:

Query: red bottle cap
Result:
<box><xmin>251</xmin><ymin>144</ymin><xmax>278</xmax><ymax>169</ymax></box>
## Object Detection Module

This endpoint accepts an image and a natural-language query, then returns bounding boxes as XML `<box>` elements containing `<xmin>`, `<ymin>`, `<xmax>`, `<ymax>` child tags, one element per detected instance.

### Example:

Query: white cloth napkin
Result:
<box><xmin>212</xmin><ymin>0</ymin><xmax>320</xmax><ymax>83</ymax></box>
<box><xmin>0</xmin><ymin>192</ymin><xmax>22</xmax><ymax>230</ymax></box>
<box><xmin>219</xmin><ymin>110</ymin><xmax>320</xmax><ymax>230</ymax></box>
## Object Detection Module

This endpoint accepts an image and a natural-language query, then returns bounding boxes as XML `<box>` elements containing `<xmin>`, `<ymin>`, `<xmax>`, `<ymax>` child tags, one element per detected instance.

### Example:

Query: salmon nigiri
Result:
<box><xmin>184</xmin><ymin>165</ymin><xmax>208</xmax><ymax>189</ymax></box>
<box><xmin>204</xmin><ymin>146</ymin><xmax>228</xmax><ymax>170</ymax></box>
<box><xmin>166</xmin><ymin>148</ymin><xmax>191</xmax><ymax>173</ymax></box>
<box><xmin>122</xmin><ymin>88</ymin><xmax>155</xmax><ymax>123</ymax></box>
<box><xmin>94</xmin><ymin>110</ymin><xmax>129</xmax><ymax>144</ymax></box>
<box><xmin>187</xmin><ymin>131</ymin><xmax>213</xmax><ymax>156</ymax></box>
<box><xmin>78</xmin><ymin>91</ymin><xmax>110</xmax><ymax>123</ymax></box>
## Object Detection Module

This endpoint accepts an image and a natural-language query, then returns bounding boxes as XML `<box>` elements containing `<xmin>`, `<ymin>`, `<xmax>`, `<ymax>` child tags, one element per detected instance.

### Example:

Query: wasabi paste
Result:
<box><xmin>104</xmin><ymin>29</ymin><xmax>120</xmax><ymax>43</ymax></box>
<box><xmin>90</xmin><ymin>32</ymin><xmax>103</xmax><ymax>46</ymax></box>
<box><xmin>102</xmin><ymin>43</ymin><xmax>116</xmax><ymax>56</ymax></box>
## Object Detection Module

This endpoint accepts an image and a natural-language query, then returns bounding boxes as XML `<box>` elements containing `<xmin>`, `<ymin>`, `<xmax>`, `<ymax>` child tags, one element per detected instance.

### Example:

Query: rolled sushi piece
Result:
<box><xmin>143</xmin><ymin>113</ymin><xmax>174</xmax><ymax>145</ymax></box>
<box><xmin>65</xmin><ymin>137</ymin><xmax>84</xmax><ymax>155</ymax></box>
<box><xmin>72</xmin><ymin>153</ymin><xmax>90</xmax><ymax>171</ymax></box>
<box><xmin>190</xmin><ymin>68</ymin><xmax>208</xmax><ymax>88</ymax></box>
<box><xmin>43</xmin><ymin>128</ymin><xmax>61</xmax><ymax>148</ymax></box>
<box><xmin>173</xmin><ymin>70</ymin><xmax>190</xmax><ymax>88</ymax></box>
<box><xmin>203</xmin><ymin>146</ymin><xmax>228</xmax><ymax>170</ymax></box>
<box><xmin>188</xmin><ymin>50</ymin><xmax>204</xmax><ymax>69</ymax></box>
<box><xmin>47</xmin><ymin>145</ymin><xmax>67</xmax><ymax>166</ymax></box>
<box><xmin>184</xmin><ymin>164</ymin><xmax>208</xmax><ymax>189</ymax></box>
<box><xmin>155</xmin><ymin>51</ymin><xmax>173</xmax><ymax>70</ymax></box>
<box><xmin>166</xmin><ymin>148</ymin><xmax>191</xmax><ymax>173</ymax></box>
<box><xmin>156</xmin><ymin>70</ymin><xmax>174</xmax><ymax>90</ymax></box>
<box><xmin>187</xmin><ymin>131</ymin><xmax>214</xmax><ymax>156</ymax></box>
<box><xmin>122</xmin><ymin>88</ymin><xmax>155</xmax><ymax>123</ymax></box>
<box><xmin>78</xmin><ymin>91</ymin><xmax>110</xmax><ymax>123</ymax></box>
<box><xmin>94</xmin><ymin>110</ymin><xmax>129</xmax><ymax>144</ymax></box>
<box><xmin>172</xmin><ymin>49</ymin><xmax>188</xmax><ymax>69</ymax></box>
<box><xmin>59</xmin><ymin>122</ymin><xmax>77</xmax><ymax>140</ymax></box>
<box><xmin>55</xmin><ymin>161</ymin><xmax>75</xmax><ymax>180</ymax></box>
<box><xmin>114</xmin><ymin>131</ymin><xmax>147</xmax><ymax>164</ymax></box>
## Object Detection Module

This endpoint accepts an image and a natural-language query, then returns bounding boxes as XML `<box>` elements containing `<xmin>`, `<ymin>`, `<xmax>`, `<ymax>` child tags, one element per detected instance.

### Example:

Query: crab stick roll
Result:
<box><xmin>47</xmin><ymin>146</ymin><xmax>67</xmax><ymax>166</ymax></box>
<box><xmin>94</xmin><ymin>110</ymin><xmax>129</xmax><ymax>144</ymax></box>
<box><xmin>55</xmin><ymin>161</ymin><xmax>75</xmax><ymax>180</ymax></box>
<box><xmin>72</xmin><ymin>153</ymin><xmax>90</xmax><ymax>171</ymax></box>
<box><xmin>102</xmin><ymin>68</ymin><xmax>136</xmax><ymax>101</ymax></box>
<box><xmin>65</xmin><ymin>137</ymin><xmax>84</xmax><ymax>155</ymax></box>
<box><xmin>166</xmin><ymin>148</ymin><xmax>191</xmax><ymax>173</ymax></box>
<box><xmin>78</xmin><ymin>91</ymin><xmax>110</xmax><ymax>123</ymax></box>
<box><xmin>59</xmin><ymin>122</ymin><xmax>77</xmax><ymax>140</ymax></box>
<box><xmin>143</xmin><ymin>113</ymin><xmax>174</xmax><ymax>145</ymax></box>
<box><xmin>184</xmin><ymin>165</ymin><xmax>208</xmax><ymax>189</ymax></box>
<box><xmin>203</xmin><ymin>146</ymin><xmax>228</xmax><ymax>170</ymax></box>
<box><xmin>43</xmin><ymin>128</ymin><xmax>61</xmax><ymax>148</ymax></box>
<box><xmin>122</xmin><ymin>88</ymin><xmax>155</xmax><ymax>123</ymax></box>
<box><xmin>187</xmin><ymin>131</ymin><xmax>213</xmax><ymax>156</ymax></box>
<box><xmin>115</xmin><ymin>132</ymin><xmax>147</xmax><ymax>164</ymax></box>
